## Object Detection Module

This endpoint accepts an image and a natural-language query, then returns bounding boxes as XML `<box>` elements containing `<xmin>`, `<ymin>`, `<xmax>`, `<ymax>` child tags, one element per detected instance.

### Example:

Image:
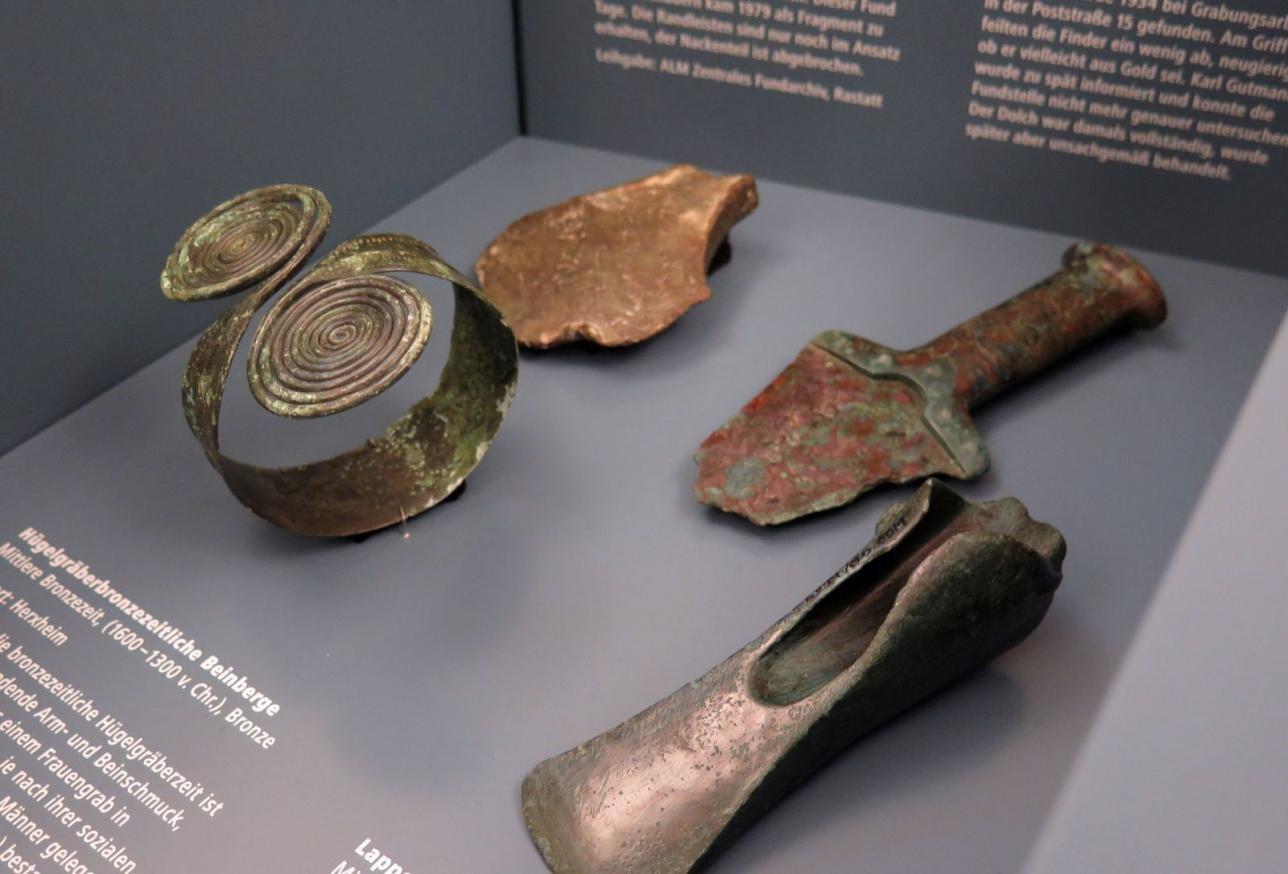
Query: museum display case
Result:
<box><xmin>2</xmin><ymin>2</ymin><xmax>1286</xmax><ymax>872</ymax></box>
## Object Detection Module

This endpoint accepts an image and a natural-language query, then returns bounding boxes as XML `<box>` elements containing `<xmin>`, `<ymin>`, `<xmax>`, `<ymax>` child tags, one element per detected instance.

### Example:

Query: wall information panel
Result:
<box><xmin>524</xmin><ymin>0</ymin><xmax>1288</xmax><ymax>276</ymax></box>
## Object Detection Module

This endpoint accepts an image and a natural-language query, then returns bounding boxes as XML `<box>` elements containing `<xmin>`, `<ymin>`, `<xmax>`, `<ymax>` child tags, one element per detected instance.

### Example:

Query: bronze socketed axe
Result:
<box><xmin>694</xmin><ymin>243</ymin><xmax>1167</xmax><ymax>525</ymax></box>
<box><xmin>522</xmin><ymin>481</ymin><xmax>1066</xmax><ymax>873</ymax></box>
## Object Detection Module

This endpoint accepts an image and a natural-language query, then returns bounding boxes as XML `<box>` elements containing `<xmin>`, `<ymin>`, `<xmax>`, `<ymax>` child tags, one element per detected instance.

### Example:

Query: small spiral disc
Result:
<box><xmin>162</xmin><ymin>185</ymin><xmax>329</xmax><ymax>301</ymax></box>
<box><xmin>248</xmin><ymin>275</ymin><xmax>433</xmax><ymax>418</ymax></box>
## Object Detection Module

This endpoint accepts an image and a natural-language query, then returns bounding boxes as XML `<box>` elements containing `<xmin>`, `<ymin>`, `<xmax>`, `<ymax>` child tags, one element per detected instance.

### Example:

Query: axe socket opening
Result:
<box><xmin>749</xmin><ymin>493</ymin><xmax>969</xmax><ymax>707</ymax></box>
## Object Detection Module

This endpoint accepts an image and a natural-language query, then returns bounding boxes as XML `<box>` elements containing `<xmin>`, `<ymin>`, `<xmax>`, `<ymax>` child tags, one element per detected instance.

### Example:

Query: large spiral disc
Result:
<box><xmin>162</xmin><ymin>184</ymin><xmax>329</xmax><ymax>302</ymax></box>
<box><xmin>247</xmin><ymin>274</ymin><xmax>433</xmax><ymax>418</ymax></box>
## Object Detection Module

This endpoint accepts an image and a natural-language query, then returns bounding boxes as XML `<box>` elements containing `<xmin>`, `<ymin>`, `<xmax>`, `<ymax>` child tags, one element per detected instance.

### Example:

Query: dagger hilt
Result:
<box><xmin>911</xmin><ymin>244</ymin><xmax>1167</xmax><ymax>409</ymax></box>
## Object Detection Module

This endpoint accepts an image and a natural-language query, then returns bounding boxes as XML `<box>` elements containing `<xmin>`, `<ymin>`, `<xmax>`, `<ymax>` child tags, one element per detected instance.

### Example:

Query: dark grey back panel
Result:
<box><xmin>520</xmin><ymin>0</ymin><xmax>1288</xmax><ymax>278</ymax></box>
<box><xmin>0</xmin><ymin>1</ymin><xmax>518</xmax><ymax>453</ymax></box>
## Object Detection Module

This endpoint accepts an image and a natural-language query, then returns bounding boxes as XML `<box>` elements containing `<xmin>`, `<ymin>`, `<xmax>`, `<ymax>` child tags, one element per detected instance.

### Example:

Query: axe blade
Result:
<box><xmin>694</xmin><ymin>332</ymin><xmax>988</xmax><ymax>526</ymax></box>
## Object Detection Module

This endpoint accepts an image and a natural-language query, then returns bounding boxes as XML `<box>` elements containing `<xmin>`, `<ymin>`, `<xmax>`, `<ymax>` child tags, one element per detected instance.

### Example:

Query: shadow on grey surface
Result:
<box><xmin>967</xmin><ymin>322</ymin><xmax>1176</xmax><ymax>431</ymax></box>
<box><xmin>237</xmin><ymin>487</ymin><xmax>540</xmax><ymax>792</ymax></box>
<box><xmin>704</xmin><ymin>668</ymin><xmax>1027</xmax><ymax>874</ymax></box>
<box><xmin>225</xmin><ymin>478</ymin><xmax>474</xmax><ymax>558</ymax></box>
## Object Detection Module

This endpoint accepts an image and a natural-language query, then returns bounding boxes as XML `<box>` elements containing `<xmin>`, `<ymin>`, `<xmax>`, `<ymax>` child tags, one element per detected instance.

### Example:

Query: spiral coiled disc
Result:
<box><xmin>163</xmin><ymin>184</ymin><xmax>518</xmax><ymax>537</ymax></box>
<box><xmin>162</xmin><ymin>185</ymin><xmax>329</xmax><ymax>301</ymax></box>
<box><xmin>248</xmin><ymin>275</ymin><xmax>433</xmax><ymax>418</ymax></box>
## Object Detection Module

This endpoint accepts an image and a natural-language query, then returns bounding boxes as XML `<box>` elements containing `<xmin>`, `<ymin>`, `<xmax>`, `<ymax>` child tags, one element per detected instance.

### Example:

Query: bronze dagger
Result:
<box><xmin>694</xmin><ymin>243</ymin><xmax>1166</xmax><ymax>525</ymax></box>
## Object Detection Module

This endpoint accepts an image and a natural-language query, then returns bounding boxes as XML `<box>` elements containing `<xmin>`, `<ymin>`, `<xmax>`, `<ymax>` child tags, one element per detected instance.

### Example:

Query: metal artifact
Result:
<box><xmin>523</xmin><ymin>480</ymin><xmax>1065</xmax><ymax>873</ymax></box>
<box><xmin>695</xmin><ymin>243</ymin><xmax>1166</xmax><ymax>525</ymax></box>
<box><xmin>161</xmin><ymin>184</ymin><xmax>518</xmax><ymax>537</ymax></box>
<box><xmin>475</xmin><ymin>164</ymin><xmax>759</xmax><ymax>348</ymax></box>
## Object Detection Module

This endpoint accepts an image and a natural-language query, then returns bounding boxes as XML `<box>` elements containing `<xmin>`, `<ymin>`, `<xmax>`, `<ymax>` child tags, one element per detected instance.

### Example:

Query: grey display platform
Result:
<box><xmin>0</xmin><ymin>138</ymin><xmax>1284</xmax><ymax>873</ymax></box>
<box><xmin>1023</xmin><ymin>317</ymin><xmax>1288</xmax><ymax>872</ymax></box>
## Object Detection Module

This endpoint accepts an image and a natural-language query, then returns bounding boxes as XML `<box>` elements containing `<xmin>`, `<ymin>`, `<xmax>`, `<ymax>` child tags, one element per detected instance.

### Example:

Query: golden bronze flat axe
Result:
<box><xmin>694</xmin><ymin>243</ymin><xmax>1166</xmax><ymax>525</ymax></box>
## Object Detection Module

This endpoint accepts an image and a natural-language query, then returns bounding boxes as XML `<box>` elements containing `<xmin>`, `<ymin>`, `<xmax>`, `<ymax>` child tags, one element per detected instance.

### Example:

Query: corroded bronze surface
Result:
<box><xmin>248</xmin><ymin>273</ymin><xmax>433</xmax><ymax>418</ymax></box>
<box><xmin>695</xmin><ymin>243</ymin><xmax>1166</xmax><ymax>525</ymax></box>
<box><xmin>523</xmin><ymin>481</ymin><xmax>1065</xmax><ymax>873</ymax></box>
<box><xmin>475</xmin><ymin>165</ymin><xmax>758</xmax><ymax>347</ymax></box>
<box><xmin>162</xmin><ymin>185</ymin><xmax>519</xmax><ymax>537</ymax></box>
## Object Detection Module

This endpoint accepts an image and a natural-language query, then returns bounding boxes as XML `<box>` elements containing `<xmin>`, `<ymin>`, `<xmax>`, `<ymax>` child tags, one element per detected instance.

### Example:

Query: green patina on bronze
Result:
<box><xmin>694</xmin><ymin>243</ymin><xmax>1167</xmax><ymax>525</ymax></box>
<box><xmin>162</xmin><ymin>185</ymin><xmax>519</xmax><ymax>537</ymax></box>
<box><xmin>523</xmin><ymin>480</ymin><xmax>1066</xmax><ymax>874</ymax></box>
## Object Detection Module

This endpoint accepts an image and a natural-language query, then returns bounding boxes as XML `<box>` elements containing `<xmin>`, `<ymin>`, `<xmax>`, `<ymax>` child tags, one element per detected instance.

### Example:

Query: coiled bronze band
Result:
<box><xmin>162</xmin><ymin>184</ymin><xmax>518</xmax><ymax>537</ymax></box>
